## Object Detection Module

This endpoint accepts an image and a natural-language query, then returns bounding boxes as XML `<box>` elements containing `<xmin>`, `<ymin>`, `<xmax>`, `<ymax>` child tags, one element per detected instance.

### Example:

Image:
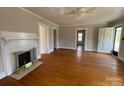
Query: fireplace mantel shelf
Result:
<box><xmin>1</xmin><ymin>37</ymin><xmax>39</xmax><ymax>41</ymax></box>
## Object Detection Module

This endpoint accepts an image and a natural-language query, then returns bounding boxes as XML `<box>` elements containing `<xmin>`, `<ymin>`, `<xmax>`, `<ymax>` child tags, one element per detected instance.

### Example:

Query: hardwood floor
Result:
<box><xmin>0</xmin><ymin>49</ymin><xmax>124</xmax><ymax>86</ymax></box>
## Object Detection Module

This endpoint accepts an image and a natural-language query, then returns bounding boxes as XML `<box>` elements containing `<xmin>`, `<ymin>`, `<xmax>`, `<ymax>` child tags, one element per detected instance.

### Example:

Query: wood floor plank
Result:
<box><xmin>0</xmin><ymin>49</ymin><xmax>124</xmax><ymax>86</ymax></box>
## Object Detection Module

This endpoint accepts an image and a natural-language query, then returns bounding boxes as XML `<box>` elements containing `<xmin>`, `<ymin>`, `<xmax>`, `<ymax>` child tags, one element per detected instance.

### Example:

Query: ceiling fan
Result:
<box><xmin>60</xmin><ymin>7</ymin><xmax>97</xmax><ymax>20</ymax></box>
<box><xmin>49</xmin><ymin>7</ymin><xmax>96</xmax><ymax>19</ymax></box>
<box><xmin>63</xmin><ymin>7</ymin><xmax>96</xmax><ymax>16</ymax></box>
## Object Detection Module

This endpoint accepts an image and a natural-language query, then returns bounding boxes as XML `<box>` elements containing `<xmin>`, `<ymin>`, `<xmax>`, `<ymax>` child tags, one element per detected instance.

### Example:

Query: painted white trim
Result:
<box><xmin>0</xmin><ymin>72</ymin><xmax>6</xmax><ymax>79</ymax></box>
<box><xmin>85</xmin><ymin>49</ymin><xmax>96</xmax><ymax>51</ymax></box>
<box><xmin>117</xmin><ymin>26</ymin><xmax>123</xmax><ymax>58</ymax></box>
<box><xmin>97</xmin><ymin>51</ymin><xmax>112</xmax><ymax>54</ymax></box>
<box><xmin>60</xmin><ymin>23</ymin><xmax>107</xmax><ymax>27</ymax></box>
<box><xmin>118</xmin><ymin>56</ymin><xmax>124</xmax><ymax>62</ymax></box>
<box><xmin>59</xmin><ymin>47</ymin><xmax>75</xmax><ymax>50</ymax></box>
<box><xmin>0</xmin><ymin>37</ymin><xmax>7</xmax><ymax>77</ymax></box>
<box><xmin>38</xmin><ymin>23</ymin><xmax>49</xmax><ymax>54</ymax></box>
<box><xmin>0</xmin><ymin>31</ymin><xmax>39</xmax><ymax>75</ymax></box>
<box><xmin>19</xmin><ymin>8</ymin><xmax>59</xmax><ymax>27</ymax></box>
<box><xmin>112</xmin><ymin>55</ymin><xmax>124</xmax><ymax>62</ymax></box>
<box><xmin>47</xmin><ymin>49</ymin><xmax>54</xmax><ymax>54</ymax></box>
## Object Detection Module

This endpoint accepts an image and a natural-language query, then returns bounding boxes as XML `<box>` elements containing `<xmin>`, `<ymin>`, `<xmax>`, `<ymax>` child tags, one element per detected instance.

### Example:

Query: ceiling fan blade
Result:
<box><xmin>61</xmin><ymin>7</ymin><xmax>97</xmax><ymax>16</ymax></box>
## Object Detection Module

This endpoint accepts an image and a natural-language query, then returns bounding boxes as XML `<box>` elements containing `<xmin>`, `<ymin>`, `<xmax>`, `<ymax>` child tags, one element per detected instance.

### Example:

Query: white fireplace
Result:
<box><xmin>0</xmin><ymin>31</ymin><xmax>40</xmax><ymax>77</ymax></box>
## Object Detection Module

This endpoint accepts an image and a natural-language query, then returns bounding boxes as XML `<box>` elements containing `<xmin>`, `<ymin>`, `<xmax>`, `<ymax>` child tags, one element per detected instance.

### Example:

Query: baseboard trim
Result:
<box><xmin>112</xmin><ymin>55</ymin><xmax>124</xmax><ymax>62</ymax></box>
<box><xmin>0</xmin><ymin>72</ymin><xmax>6</xmax><ymax>79</ymax></box>
<box><xmin>85</xmin><ymin>49</ymin><xmax>96</xmax><ymax>51</ymax></box>
<box><xmin>97</xmin><ymin>51</ymin><xmax>111</xmax><ymax>54</ymax></box>
<box><xmin>118</xmin><ymin>56</ymin><xmax>124</xmax><ymax>62</ymax></box>
<box><xmin>47</xmin><ymin>49</ymin><xmax>54</xmax><ymax>54</ymax></box>
<box><xmin>59</xmin><ymin>47</ymin><xmax>75</xmax><ymax>50</ymax></box>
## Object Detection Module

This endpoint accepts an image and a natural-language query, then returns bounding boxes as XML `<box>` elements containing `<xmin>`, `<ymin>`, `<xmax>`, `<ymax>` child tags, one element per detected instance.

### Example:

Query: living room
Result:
<box><xmin>0</xmin><ymin>6</ymin><xmax>124</xmax><ymax>93</ymax></box>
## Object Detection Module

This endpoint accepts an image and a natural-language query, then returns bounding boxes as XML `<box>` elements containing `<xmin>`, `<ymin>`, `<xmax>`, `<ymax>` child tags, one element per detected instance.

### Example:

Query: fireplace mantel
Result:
<box><xmin>0</xmin><ymin>31</ymin><xmax>40</xmax><ymax>77</ymax></box>
<box><xmin>0</xmin><ymin>31</ymin><xmax>39</xmax><ymax>41</ymax></box>
<box><xmin>1</xmin><ymin>37</ymin><xmax>39</xmax><ymax>42</ymax></box>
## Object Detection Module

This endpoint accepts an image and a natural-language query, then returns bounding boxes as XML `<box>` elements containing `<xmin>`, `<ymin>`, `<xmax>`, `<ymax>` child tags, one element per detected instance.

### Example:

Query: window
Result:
<box><xmin>78</xmin><ymin>33</ymin><xmax>83</xmax><ymax>41</ymax></box>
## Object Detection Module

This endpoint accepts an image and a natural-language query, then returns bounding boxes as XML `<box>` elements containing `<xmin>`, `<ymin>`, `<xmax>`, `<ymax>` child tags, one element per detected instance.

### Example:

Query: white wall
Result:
<box><xmin>59</xmin><ymin>24</ymin><xmax>106</xmax><ymax>51</ymax></box>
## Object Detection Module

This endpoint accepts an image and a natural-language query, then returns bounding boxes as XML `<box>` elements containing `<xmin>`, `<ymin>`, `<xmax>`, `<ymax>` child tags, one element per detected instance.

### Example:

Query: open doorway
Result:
<box><xmin>76</xmin><ymin>30</ymin><xmax>85</xmax><ymax>51</ymax></box>
<box><xmin>53</xmin><ymin>29</ymin><xmax>57</xmax><ymax>51</ymax></box>
<box><xmin>38</xmin><ymin>23</ymin><xmax>49</xmax><ymax>54</ymax></box>
<box><xmin>112</xmin><ymin>26</ymin><xmax>122</xmax><ymax>57</ymax></box>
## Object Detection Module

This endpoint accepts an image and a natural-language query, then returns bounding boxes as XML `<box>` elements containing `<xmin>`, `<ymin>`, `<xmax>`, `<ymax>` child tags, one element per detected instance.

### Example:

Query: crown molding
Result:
<box><xmin>19</xmin><ymin>7</ymin><xmax>59</xmax><ymax>27</ymax></box>
<box><xmin>59</xmin><ymin>23</ymin><xmax>108</xmax><ymax>27</ymax></box>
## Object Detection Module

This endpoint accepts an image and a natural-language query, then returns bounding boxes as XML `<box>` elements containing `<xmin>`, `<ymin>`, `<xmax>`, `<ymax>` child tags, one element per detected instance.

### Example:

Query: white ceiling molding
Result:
<box><xmin>59</xmin><ymin>23</ymin><xmax>108</xmax><ymax>27</ymax></box>
<box><xmin>19</xmin><ymin>7</ymin><xmax>59</xmax><ymax>27</ymax></box>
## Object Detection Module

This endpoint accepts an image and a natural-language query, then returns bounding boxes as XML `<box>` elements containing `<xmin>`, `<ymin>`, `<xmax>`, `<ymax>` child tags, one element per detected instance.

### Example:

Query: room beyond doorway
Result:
<box><xmin>76</xmin><ymin>29</ymin><xmax>85</xmax><ymax>51</ymax></box>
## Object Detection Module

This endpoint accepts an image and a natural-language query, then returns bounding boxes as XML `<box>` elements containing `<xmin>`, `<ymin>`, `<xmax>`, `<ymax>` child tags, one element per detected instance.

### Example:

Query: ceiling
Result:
<box><xmin>25</xmin><ymin>7</ymin><xmax>124</xmax><ymax>26</ymax></box>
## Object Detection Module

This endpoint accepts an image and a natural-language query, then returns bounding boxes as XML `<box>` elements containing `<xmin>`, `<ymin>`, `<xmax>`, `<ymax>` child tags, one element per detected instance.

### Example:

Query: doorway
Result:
<box><xmin>38</xmin><ymin>23</ymin><xmax>49</xmax><ymax>54</ymax></box>
<box><xmin>53</xmin><ymin>29</ymin><xmax>57</xmax><ymax>51</ymax></box>
<box><xmin>112</xmin><ymin>26</ymin><xmax>122</xmax><ymax>56</ymax></box>
<box><xmin>76</xmin><ymin>30</ymin><xmax>85</xmax><ymax>51</ymax></box>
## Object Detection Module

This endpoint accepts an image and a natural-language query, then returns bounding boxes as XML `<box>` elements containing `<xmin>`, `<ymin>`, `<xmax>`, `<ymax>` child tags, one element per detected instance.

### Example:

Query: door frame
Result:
<box><xmin>112</xmin><ymin>26</ymin><xmax>122</xmax><ymax>56</ymax></box>
<box><xmin>75</xmin><ymin>28</ymin><xmax>87</xmax><ymax>50</ymax></box>
<box><xmin>38</xmin><ymin>22</ymin><xmax>49</xmax><ymax>54</ymax></box>
<box><xmin>53</xmin><ymin>29</ymin><xmax>57</xmax><ymax>50</ymax></box>
<box><xmin>52</xmin><ymin>27</ymin><xmax>59</xmax><ymax>49</ymax></box>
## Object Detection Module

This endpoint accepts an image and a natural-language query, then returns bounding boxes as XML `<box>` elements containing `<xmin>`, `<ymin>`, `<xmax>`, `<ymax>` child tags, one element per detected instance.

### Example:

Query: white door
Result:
<box><xmin>97</xmin><ymin>27</ymin><xmax>114</xmax><ymax>53</ymax></box>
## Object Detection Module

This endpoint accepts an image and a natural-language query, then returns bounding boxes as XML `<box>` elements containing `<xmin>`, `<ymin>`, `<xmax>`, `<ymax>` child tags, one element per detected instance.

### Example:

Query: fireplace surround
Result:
<box><xmin>0</xmin><ymin>31</ymin><xmax>40</xmax><ymax>78</ymax></box>
<box><xmin>14</xmin><ymin>48</ymin><xmax>37</xmax><ymax>72</ymax></box>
